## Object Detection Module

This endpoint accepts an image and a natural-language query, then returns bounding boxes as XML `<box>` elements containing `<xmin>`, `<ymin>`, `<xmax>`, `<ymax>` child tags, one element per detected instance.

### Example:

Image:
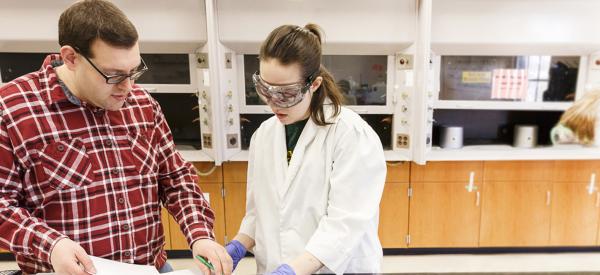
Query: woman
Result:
<box><xmin>225</xmin><ymin>24</ymin><xmax>386</xmax><ymax>275</ymax></box>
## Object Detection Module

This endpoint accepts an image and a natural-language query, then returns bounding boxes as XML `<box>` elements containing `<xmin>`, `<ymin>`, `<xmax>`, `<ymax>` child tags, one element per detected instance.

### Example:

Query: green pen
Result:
<box><xmin>195</xmin><ymin>255</ymin><xmax>215</xmax><ymax>272</ymax></box>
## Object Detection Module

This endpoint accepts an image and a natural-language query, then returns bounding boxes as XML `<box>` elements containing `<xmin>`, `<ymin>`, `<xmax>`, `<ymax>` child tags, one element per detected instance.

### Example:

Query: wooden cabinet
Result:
<box><xmin>223</xmin><ymin>162</ymin><xmax>248</xmax><ymax>244</ymax></box>
<box><xmin>161</xmin><ymin>208</ymin><xmax>171</xmax><ymax>250</ymax></box>
<box><xmin>378</xmin><ymin>162</ymin><xmax>410</xmax><ymax>248</ymax></box>
<box><xmin>411</xmin><ymin>161</ymin><xmax>483</xmax><ymax>183</ymax></box>
<box><xmin>480</xmin><ymin>161</ymin><xmax>554</xmax><ymax>247</ymax></box>
<box><xmin>550</xmin><ymin>181</ymin><xmax>599</xmax><ymax>246</ymax></box>
<box><xmin>550</xmin><ymin>160</ymin><xmax>600</xmax><ymax>246</ymax></box>
<box><xmin>409</xmin><ymin>161</ymin><xmax>483</xmax><ymax>247</ymax></box>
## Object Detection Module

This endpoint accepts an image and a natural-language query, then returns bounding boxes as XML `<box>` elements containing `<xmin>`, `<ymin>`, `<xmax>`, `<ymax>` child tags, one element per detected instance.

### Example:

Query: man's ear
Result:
<box><xmin>60</xmin><ymin>45</ymin><xmax>78</xmax><ymax>71</ymax></box>
<box><xmin>310</xmin><ymin>76</ymin><xmax>323</xmax><ymax>93</ymax></box>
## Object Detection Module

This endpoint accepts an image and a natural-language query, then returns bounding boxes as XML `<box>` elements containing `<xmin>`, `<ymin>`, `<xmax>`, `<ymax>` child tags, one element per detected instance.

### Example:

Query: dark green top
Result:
<box><xmin>285</xmin><ymin>118</ymin><xmax>309</xmax><ymax>163</ymax></box>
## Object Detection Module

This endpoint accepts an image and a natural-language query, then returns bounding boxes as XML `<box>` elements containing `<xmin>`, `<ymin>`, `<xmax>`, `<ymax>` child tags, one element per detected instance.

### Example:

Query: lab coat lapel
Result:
<box><xmin>280</xmin><ymin>118</ymin><xmax>318</xmax><ymax>198</ymax></box>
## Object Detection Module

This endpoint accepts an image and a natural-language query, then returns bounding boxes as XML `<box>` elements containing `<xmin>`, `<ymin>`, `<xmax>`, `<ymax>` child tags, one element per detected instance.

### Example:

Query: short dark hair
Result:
<box><xmin>58</xmin><ymin>0</ymin><xmax>138</xmax><ymax>57</ymax></box>
<box><xmin>260</xmin><ymin>24</ymin><xmax>343</xmax><ymax>126</ymax></box>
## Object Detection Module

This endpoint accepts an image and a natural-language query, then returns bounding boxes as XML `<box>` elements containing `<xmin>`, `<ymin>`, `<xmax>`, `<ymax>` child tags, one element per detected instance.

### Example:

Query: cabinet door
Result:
<box><xmin>480</xmin><ymin>180</ymin><xmax>552</xmax><ymax>247</ymax></box>
<box><xmin>161</xmin><ymin>207</ymin><xmax>171</xmax><ymax>250</ymax></box>
<box><xmin>379</xmin><ymin>181</ymin><xmax>409</xmax><ymax>248</ymax></box>
<box><xmin>550</xmin><ymin>181</ymin><xmax>599</xmax><ymax>246</ymax></box>
<box><xmin>224</xmin><ymin>182</ymin><xmax>247</xmax><ymax>243</ymax></box>
<box><xmin>409</xmin><ymin>181</ymin><xmax>481</xmax><ymax>247</ymax></box>
<box><xmin>170</xmin><ymin>182</ymin><xmax>226</xmax><ymax>249</ymax></box>
<box><xmin>223</xmin><ymin>162</ymin><xmax>249</xmax><ymax>243</ymax></box>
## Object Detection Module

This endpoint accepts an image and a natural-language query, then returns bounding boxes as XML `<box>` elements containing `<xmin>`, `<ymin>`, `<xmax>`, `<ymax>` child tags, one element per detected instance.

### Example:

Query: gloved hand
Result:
<box><xmin>225</xmin><ymin>240</ymin><xmax>247</xmax><ymax>271</ymax></box>
<box><xmin>267</xmin><ymin>264</ymin><xmax>296</xmax><ymax>275</ymax></box>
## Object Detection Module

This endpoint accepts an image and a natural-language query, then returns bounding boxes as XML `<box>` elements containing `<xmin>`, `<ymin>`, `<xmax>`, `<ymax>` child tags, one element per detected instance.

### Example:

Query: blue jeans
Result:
<box><xmin>158</xmin><ymin>262</ymin><xmax>174</xmax><ymax>273</ymax></box>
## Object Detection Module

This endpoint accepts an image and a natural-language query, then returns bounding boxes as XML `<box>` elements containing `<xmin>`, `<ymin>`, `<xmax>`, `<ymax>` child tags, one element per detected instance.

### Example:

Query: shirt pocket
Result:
<box><xmin>36</xmin><ymin>138</ymin><xmax>94</xmax><ymax>190</ymax></box>
<box><xmin>128</xmin><ymin>130</ymin><xmax>158</xmax><ymax>175</ymax></box>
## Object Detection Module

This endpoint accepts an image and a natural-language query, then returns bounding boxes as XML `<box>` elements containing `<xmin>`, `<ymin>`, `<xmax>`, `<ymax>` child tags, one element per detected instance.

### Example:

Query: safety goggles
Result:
<box><xmin>252</xmin><ymin>71</ymin><xmax>316</xmax><ymax>108</ymax></box>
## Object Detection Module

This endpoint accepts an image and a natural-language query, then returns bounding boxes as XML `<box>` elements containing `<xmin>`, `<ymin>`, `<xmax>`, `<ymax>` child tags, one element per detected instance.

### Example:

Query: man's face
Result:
<box><xmin>74</xmin><ymin>39</ymin><xmax>142</xmax><ymax>111</ymax></box>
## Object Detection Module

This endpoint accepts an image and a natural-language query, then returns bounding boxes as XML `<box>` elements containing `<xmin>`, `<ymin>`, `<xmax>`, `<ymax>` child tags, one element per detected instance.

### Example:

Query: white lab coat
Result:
<box><xmin>239</xmin><ymin>105</ymin><xmax>386</xmax><ymax>274</ymax></box>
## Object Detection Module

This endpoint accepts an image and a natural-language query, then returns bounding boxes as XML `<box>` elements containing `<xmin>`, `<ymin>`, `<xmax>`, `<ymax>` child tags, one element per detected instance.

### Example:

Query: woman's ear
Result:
<box><xmin>310</xmin><ymin>76</ymin><xmax>323</xmax><ymax>93</ymax></box>
<box><xmin>60</xmin><ymin>46</ymin><xmax>78</xmax><ymax>71</ymax></box>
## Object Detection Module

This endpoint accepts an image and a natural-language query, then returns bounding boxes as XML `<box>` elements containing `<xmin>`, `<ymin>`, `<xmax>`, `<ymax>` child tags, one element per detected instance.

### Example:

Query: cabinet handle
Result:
<box><xmin>546</xmin><ymin>191</ymin><xmax>551</xmax><ymax>206</ymax></box>
<box><xmin>476</xmin><ymin>191</ymin><xmax>480</xmax><ymax>207</ymax></box>
<box><xmin>466</xmin><ymin>171</ymin><xmax>475</xmax><ymax>192</ymax></box>
<box><xmin>588</xmin><ymin>173</ymin><xmax>597</xmax><ymax>195</ymax></box>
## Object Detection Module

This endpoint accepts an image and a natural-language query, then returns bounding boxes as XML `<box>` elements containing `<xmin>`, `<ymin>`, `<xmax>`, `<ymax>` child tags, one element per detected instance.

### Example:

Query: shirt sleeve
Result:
<box><xmin>305</xmin><ymin>119</ymin><xmax>387</xmax><ymax>274</ymax></box>
<box><xmin>151</xmin><ymin>99</ymin><xmax>215</xmax><ymax>247</ymax></box>
<box><xmin>0</xmin><ymin>106</ymin><xmax>67</xmax><ymax>264</ymax></box>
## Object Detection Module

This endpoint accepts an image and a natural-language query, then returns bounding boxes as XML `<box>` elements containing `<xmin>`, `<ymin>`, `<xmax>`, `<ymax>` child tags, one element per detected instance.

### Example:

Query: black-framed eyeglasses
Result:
<box><xmin>74</xmin><ymin>47</ymin><xmax>148</xmax><ymax>84</ymax></box>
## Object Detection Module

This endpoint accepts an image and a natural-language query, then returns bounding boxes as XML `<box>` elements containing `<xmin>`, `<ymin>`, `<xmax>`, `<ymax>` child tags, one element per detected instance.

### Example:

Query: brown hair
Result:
<box><xmin>58</xmin><ymin>0</ymin><xmax>138</xmax><ymax>57</ymax></box>
<box><xmin>259</xmin><ymin>23</ymin><xmax>344</xmax><ymax>126</ymax></box>
<box><xmin>558</xmin><ymin>90</ymin><xmax>600</xmax><ymax>144</ymax></box>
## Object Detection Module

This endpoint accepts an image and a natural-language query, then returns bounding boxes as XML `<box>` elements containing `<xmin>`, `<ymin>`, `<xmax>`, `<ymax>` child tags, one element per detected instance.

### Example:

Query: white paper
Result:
<box><xmin>36</xmin><ymin>256</ymin><xmax>204</xmax><ymax>275</ymax></box>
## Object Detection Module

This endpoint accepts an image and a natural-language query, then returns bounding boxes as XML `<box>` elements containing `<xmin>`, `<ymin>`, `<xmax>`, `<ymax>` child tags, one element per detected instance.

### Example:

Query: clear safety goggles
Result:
<box><xmin>252</xmin><ymin>71</ymin><xmax>316</xmax><ymax>108</ymax></box>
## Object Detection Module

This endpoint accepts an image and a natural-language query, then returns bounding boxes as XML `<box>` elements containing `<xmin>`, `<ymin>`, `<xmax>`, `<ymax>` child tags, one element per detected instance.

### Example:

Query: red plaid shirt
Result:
<box><xmin>0</xmin><ymin>55</ymin><xmax>215</xmax><ymax>274</ymax></box>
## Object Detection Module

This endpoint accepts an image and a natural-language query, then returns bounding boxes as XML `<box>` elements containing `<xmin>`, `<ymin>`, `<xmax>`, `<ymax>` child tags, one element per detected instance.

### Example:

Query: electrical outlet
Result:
<box><xmin>396</xmin><ymin>134</ymin><xmax>409</xmax><ymax>149</ymax></box>
<box><xmin>202</xmin><ymin>133</ymin><xmax>212</xmax><ymax>149</ymax></box>
<box><xmin>226</xmin><ymin>134</ymin><xmax>238</xmax><ymax>149</ymax></box>
<box><xmin>196</xmin><ymin>53</ymin><xmax>208</xmax><ymax>69</ymax></box>
<box><xmin>396</xmin><ymin>54</ymin><xmax>413</xmax><ymax>70</ymax></box>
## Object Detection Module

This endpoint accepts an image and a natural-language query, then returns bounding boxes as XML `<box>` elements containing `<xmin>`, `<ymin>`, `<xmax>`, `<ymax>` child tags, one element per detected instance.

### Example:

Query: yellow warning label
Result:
<box><xmin>462</xmin><ymin>71</ymin><xmax>492</xmax><ymax>84</ymax></box>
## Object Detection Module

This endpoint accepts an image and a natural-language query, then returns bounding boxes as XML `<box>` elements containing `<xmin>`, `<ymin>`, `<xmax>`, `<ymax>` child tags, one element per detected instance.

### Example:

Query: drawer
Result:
<box><xmin>411</xmin><ymin>161</ymin><xmax>483</xmax><ymax>183</ymax></box>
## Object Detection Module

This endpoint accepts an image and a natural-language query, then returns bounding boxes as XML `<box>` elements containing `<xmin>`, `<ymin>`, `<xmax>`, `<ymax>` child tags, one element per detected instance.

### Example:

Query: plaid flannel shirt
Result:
<box><xmin>0</xmin><ymin>55</ymin><xmax>214</xmax><ymax>274</ymax></box>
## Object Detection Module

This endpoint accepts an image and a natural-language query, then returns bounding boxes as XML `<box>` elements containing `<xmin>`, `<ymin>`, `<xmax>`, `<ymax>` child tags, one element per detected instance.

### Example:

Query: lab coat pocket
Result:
<box><xmin>37</xmin><ymin>138</ymin><xmax>94</xmax><ymax>190</ymax></box>
<box><xmin>128</xmin><ymin>130</ymin><xmax>157</xmax><ymax>174</ymax></box>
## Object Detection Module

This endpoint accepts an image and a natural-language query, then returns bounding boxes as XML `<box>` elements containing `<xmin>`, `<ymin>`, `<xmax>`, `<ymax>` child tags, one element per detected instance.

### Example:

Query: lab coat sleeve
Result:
<box><xmin>238</xmin><ymin>131</ymin><xmax>258</xmax><ymax>240</ymax></box>
<box><xmin>305</xmin><ymin>121</ymin><xmax>386</xmax><ymax>274</ymax></box>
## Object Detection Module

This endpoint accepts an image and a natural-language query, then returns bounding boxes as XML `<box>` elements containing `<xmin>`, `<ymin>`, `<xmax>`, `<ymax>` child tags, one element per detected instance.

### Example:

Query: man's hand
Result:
<box><xmin>192</xmin><ymin>239</ymin><xmax>232</xmax><ymax>275</ymax></box>
<box><xmin>50</xmin><ymin>238</ymin><xmax>96</xmax><ymax>275</ymax></box>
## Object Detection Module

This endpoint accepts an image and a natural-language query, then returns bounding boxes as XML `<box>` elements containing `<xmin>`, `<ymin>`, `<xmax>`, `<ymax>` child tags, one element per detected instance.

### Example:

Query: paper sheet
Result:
<box><xmin>36</xmin><ymin>256</ymin><xmax>204</xmax><ymax>275</ymax></box>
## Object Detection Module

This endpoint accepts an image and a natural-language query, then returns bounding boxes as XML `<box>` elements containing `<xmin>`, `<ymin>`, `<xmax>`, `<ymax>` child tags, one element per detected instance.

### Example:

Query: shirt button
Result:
<box><xmin>124</xmin><ymin>251</ymin><xmax>131</xmax><ymax>257</ymax></box>
<box><xmin>122</xmin><ymin>224</ymin><xmax>130</xmax><ymax>231</ymax></box>
<box><xmin>112</xmin><ymin>168</ymin><xmax>119</xmax><ymax>175</ymax></box>
<box><xmin>118</xmin><ymin>197</ymin><xmax>125</xmax><ymax>204</ymax></box>
<box><xmin>57</xmin><ymin>145</ymin><xmax>65</xmax><ymax>152</ymax></box>
<box><xmin>105</xmin><ymin>140</ymin><xmax>113</xmax><ymax>146</ymax></box>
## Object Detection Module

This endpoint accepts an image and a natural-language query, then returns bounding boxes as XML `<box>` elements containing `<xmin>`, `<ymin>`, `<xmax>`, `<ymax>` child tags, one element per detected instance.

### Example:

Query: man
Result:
<box><xmin>0</xmin><ymin>1</ymin><xmax>232</xmax><ymax>274</ymax></box>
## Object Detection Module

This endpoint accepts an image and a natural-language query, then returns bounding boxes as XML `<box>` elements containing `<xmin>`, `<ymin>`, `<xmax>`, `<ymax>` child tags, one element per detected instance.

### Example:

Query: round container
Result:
<box><xmin>440</xmin><ymin>126</ymin><xmax>463</xmax><ymax>149</ymax></box>
<box><xmin>513</xmin><ymin>125</ymin><xmax>538</xmax><ymax>148</ymax></box>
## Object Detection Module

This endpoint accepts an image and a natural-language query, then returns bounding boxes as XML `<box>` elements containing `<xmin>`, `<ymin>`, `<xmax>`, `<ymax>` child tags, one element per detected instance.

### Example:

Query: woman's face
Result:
<box><xmin>258</xmin><ymin>58</ymin><xmax>321</xmax><ymax>125</ymax></box>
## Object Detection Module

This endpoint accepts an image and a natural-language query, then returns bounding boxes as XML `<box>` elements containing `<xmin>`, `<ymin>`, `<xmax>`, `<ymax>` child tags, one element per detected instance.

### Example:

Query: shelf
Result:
<box><xmin>433</xmin><ymin>100</ymin><xmax>572</xmax><ymax>111</ymax></box>
<box><xmin>427</xmin><ymin>145</ymin><xmax>600</xmax><ymax>161</ymax></box>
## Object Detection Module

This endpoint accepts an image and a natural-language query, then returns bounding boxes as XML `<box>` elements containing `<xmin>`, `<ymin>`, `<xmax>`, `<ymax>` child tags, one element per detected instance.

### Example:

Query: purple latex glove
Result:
<box><xmin>225</xmin><ymin>240</ymin><xmax>247</xmax><ymax>270</ymax></box>
<box><xmin>268</xmin><ymin>264</ymin><xmax>296</xmax><ymax>275</ymax></box>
